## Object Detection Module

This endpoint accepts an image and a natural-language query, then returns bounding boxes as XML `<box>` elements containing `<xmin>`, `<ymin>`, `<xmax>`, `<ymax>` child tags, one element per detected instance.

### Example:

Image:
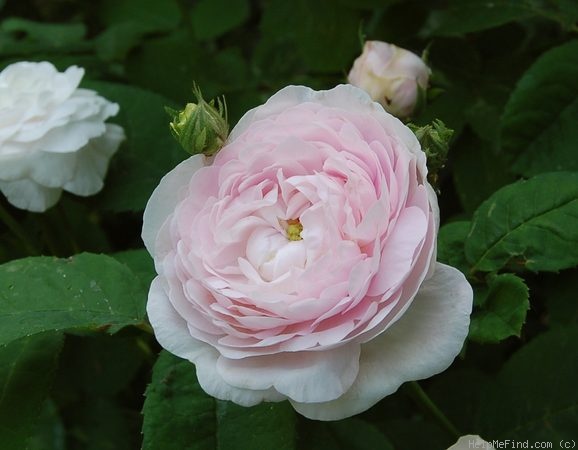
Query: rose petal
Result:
<box><xmin>291</xmin><ymin>263</ymin><xmax>472</xmax><ymax>420</ymax></box>
<box><xmin>0</xmin><ymin>178</ymin><xmax>61</xmax><ymax>213</ymax></box>
<box><xmin>216</xmin><ymin>343</ymin><xmax>361</xmax><ymax>402</ymax></box>
<box><xmin>147</xmin><ymin>276</ymin><xmax>284</xmax><ymax>406</ymax></box>
<box><xmin>142</xmin><ymin>155</ymin><xmax>206</xmax><ymax>254</ymax></box>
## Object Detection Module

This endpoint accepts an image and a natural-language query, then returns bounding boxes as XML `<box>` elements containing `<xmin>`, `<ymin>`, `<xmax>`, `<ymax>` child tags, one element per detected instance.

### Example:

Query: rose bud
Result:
<box><xmin>167</xmin><ymin>85</ymin><xmax>228</xmax><ymax>157</ymax></box>
<box><xmin>348</xmin><ymin>41</ymin><xmax>430</xmax><ymax>119</ymax></box>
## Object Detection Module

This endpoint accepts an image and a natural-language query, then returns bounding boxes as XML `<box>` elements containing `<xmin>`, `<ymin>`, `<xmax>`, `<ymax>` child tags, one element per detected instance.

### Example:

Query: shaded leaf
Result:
<box><xmin>422</xmin><ymin>0</ymin><xmax>537</xmax><ymax>36</ymax></box>
<box><xmin>465</xmin><ymin>172</ymin><xmax>578</xmax><ymax>273</ymax></box>
<box><xmin>27</xmin><ymin>400</ymin><xmax>66</xmax><ymax>450</ymax></box>
<box><xmin>0</xmin><ymin>18</ymin><xmax>89</xmax><ymax>56</ymax></box>
<box><xmin>0</xmin><ymin>333</ymin><xmax>64</xmax><ymax>450</ymax></box>
<box><xmin>191</xmin><ymin>0</ymin><xmax>250</xmax><ymax>40</ymax></box>
<box><xmin>469</xmin><ymin>273</ymin><xmax>530</xmax><ymax>343</ymax></box>
<box><xmin>98</xmin><ymin>0</ymin><xmax>180</xmax><ymax>32</ymax></box>
<box><xmin>478</xmin><ymin>327</ymin><xmax>578</xmax><ymax>439</ymax></box>
<box><xmin>437</xmin><ymin>221</ymin><xmax>471</xmax><ymax>275</ymax></box>
<box><xmin>500</xmin><ymin>40</ymin><xmax>578</xmax><ymax>176</ymax></box>
<box><xmin>0</xmin><ymin>253</ymin><xmax>147</xmax><ymax>346</ymax></box>
<box><xmin>142</xmin><ymin>351</ymin><xmax>297</xmax><ymax>450</ymax></box>
<box><xmin>452</xmin><ymin>136</ymin><xmax>514</xmax><ymax>214</ymax></box>
<box><xmin>83</xmin><ymin>81</ymin><xmax>186</xmax><ymax>212</ymax></box>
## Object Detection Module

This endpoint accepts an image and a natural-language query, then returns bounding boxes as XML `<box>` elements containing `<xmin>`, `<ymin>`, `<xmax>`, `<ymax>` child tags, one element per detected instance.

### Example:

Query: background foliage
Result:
<box><xmin>1</xmin><ymin>0</ymin><xmax>577</xmax><ymax>449</ymax></box>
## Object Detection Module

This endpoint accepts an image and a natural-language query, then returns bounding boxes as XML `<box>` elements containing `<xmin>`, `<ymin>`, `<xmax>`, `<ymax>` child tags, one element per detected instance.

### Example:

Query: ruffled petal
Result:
<box><xmin>291</xmin><ymin>263</ymin><xmax>472</xmax><ymax>420</ymax></box>
<box><xmin>0</xmin><ymin>178</ymin><xmax>61</xmax><ymax>212</ymax></box>
<box><xmin>147</xmin><ymin>276</ymin><xmax>284</xmax><ymax>405</ymax></box>
<box><xmin>216</xmin><ymin>343</ymin><xmax>360</xmax><ymax>403</ymax></box>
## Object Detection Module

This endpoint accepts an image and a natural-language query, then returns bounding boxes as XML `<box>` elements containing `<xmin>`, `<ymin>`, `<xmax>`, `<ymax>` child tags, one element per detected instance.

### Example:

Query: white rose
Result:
<box><xmin>448</xmin><ymin>435</ymin><xmax>495</xmax><ymax>449</ymax></box>
<box><xmin>0</xmin><ymin>61</ymin><xmax>124</xmax><ymax>212</ymax></box>
<box><xmin>348</xmin><ymin>41</ymin><xmax>430</xmax><ymax>119</ymax></box>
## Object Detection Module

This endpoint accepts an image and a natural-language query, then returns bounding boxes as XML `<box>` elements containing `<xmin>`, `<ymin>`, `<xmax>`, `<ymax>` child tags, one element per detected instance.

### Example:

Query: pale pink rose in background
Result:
<box><xmin>0</xmin><ymin>61</ymin><xmax>124</xmax><ymax>212</ymax></box>
<box><xmin>348</xmin><ymin>41</ymin><xmax>430</xmax><ymax>119</ymax></box>
<box><xmin>143</xmin><ymin>84</ymin><xmax>472</xmax><ymax>420</ymax></box>
<box><xmin>448</xmin><ymin>435</ymin><xmax>495</xmax><ymax>449</ymax></box>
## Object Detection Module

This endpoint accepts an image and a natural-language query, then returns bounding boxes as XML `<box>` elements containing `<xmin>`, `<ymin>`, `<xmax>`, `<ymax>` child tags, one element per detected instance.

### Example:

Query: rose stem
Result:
<box><xmin>0</xmin><ymin>201</ymin><xmax>39</xmax><ymax>255</ymax></box>
<box><xmin>405</xmin><ymin>381</ymin><xmax>461</xmax><ymax>439</ymax></box>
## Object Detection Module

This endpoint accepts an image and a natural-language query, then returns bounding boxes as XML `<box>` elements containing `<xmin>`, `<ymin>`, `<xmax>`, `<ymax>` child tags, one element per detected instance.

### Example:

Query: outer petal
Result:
<box><xmin>216</xmin><ymin>343</ymin><xmax>360</xmax><ymax>403</ymax></box>
<box><xmin>147</xmin><ymin>276</ymin><xmax>284</xmax><ymax>406</ymax></box>
<box><xmin>63</xmin><ymin>123</ymin><xmax>124</xmax><ymax>196</ymax></box>
<box><xmin>142</xmin><ymin>155</ymin><xmax>206</xmax><ymax>254</ymax></box>
<box><xmin>291</xmin><ymin>263</ymin><xmax>472</xmax><ymax>420</ymax></box>
<box><xmin>0</xmin><ymin>178</ymin><xmax>61</xmax><ymax>212</ymax></box>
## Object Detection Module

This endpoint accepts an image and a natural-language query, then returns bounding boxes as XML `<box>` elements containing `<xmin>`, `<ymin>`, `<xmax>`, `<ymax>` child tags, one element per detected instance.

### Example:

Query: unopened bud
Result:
<box><xmin>409</xmin><ymin>119</ymin><xmax>453</xmax><ymax>187</ymax></box>
<box><xmin>348</xmin><ymin>41</ymin><xmax>431</xmax><ymax>119</ymax></box>
<box><xmin>167</xmin><ymin>85</ymin><xmax>228</xmax><ymax>156</ymax></box>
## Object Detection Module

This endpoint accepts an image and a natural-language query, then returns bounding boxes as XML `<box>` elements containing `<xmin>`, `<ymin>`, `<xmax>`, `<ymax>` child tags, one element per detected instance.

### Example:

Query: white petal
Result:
<box><xmin>216</xmin><ymin>343</ymin><xmax>360</xmax><ymax>403</ymax></box>
<box><xmin>0</xmin><ymin>178</ymin><xmax>61</xmax><ymax>212</ymax></box>
<box><xmin>63</xmin><ymin>123</ymin><xmax>124</xmax><ymax>196</ymax></box>
<box><xmin>291</xmin><ymin>263</ymin><xmax>472</xmax><ymax>420</ymax></box>
<box><xmin>147</xmin><ymin>276</ymin><xmax>284</xmax><ymax>405</ymax></box>
<box><xmin>448</xmin><ymin>435</ymin><xmax>495</xmax><ymax>450</ymax></box>
<box><xmin>142</xmin><ymin>155</ymin><xmax>206</xmax><ymax>254</ymax></box>
<box><xmin>34</xmin><ymin>120</ymin><xmax>107</xmax><ymax>153</ymax></box>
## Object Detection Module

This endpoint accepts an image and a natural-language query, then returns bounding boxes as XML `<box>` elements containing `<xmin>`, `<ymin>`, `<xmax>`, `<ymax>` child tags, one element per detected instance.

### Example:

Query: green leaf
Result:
<box><xmin>72</xmin><ymin>397</ymin><xmax>134</xmax><ymax>450</ymax></box>
<box><xmin>113</xmin><ymin>249</ymin><xmax>155</xmax><ymax>290</ymax></box>
<box><xmin>192</xmin><ymin>0</ymin><xmax>250</xmax><ymax>40</ymax></box>
<box><xmin>0</xmin><ymin>253</ymin><xmax>147</xmax><ymax>346</ymax></box>
<box><xmin>421</xmin><ymin>0</ymin><xmax>537</xmax><ymax>36</ymax></box>
<box><xmin>83</xmin><ymin>81</ymin><xmax>186</xmax><ymax>212</ymax></box>
<box><xmin>124</xmin><ymin>30</ymin><xmax>203</xmax><ymax>102</ymax></box>
<box><xmin>452</xmin><ymin>136</ymin><xmax>514</xmax><ymax>214</ymax></box>
<box><xmin>55</xmin><ymin>333</ymin><xmax>148</xmax><ymax>398</ymax></box>
<box><xmin>300</xmin><ymin>418</ymin><xmax>394</xmax><ymax>450</ymax></box>
<box><xmin>469</xmin><ymin>273</ymin><xmax>529</xmax><ymax>343</ymax></box>
<box><xmin>478</xmin><ymin>326</ymin><xmax>578</xmax><ymax>439</ymax></box>
<box><xmin>437</xmin><ymin>221</ymin><xmax>471</xmax><ymax>275</ymax></box>
<box><xmin>0</xmin><ymin>333</ymin><xmax>64</xmax><ymax>450</ymax></box>
<box><xmin>142</xmin><ymin>351</ymin><xmax>297</xmax><ymax>450</ymax></box>
<box><xmin>27</xmin><ymin>399</ymin><xmax>66</xmax><ymax>450</ymax></box>
<box><xmin>336</xmin><ymin>0</ymin><xmax>399</xmax><ymax>9</ymax></box>
<box><xmin>465</xmin><ymin>172</ymin><xmax>578</xmax><ymax>273</ymax></box>
<box><xmin>500</xmin><ymin>40</ymin><xmax>578</xmax><ymax>176</ymax></box>
<box><xmin>257</xmin><ymin>0</ymin><xmax>360</xmax><ymax>74</ymax></box>
<box><xmin>94</xmin><ymin>22</ymin><xmax>149</xmax><ymax>62</ymax></box>
<box><xmin>542</xmin><ymin>270</ymin><xmax>578</xmax><ymax>328</ymax></box>
<box><xmin>98</xmin><ymin>0</ymin><xmax>180</xmax><ymax>32</ymax></box>
<box><xmin>0</xmin><ymin>18</ymin><xmax>89</xmax><ymax>56</ymax></box>
<box><xmin>428</xmin><ymin>368</ymin><xmax>490</xmax><ymax>432</ymax></box>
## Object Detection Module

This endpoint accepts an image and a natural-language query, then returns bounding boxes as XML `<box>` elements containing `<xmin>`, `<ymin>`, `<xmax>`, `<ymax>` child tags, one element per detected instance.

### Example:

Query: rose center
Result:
<box><xmin>286</xmin><ymin>218</ymin><xmax>303</xmax><ymax>241</ymax></box>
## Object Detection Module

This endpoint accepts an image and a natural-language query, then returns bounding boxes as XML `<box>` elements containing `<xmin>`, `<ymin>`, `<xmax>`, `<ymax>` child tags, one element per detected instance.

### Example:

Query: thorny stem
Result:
<box><xmin>406</xmin><ymin>381</ymin><xmax>461</xmax><ymax>440</ymax></box>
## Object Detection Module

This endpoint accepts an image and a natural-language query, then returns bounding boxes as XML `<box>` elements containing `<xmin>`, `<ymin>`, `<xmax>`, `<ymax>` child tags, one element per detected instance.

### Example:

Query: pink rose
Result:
<box><xmin>143</xmin><ymin>85</ymin><xmax>472</xmax><ymax>420</ymax></box>
<box><xmin>348</xmin><ymin>41</ymin><xmax>430</xmax><ymax>119</ymax></box>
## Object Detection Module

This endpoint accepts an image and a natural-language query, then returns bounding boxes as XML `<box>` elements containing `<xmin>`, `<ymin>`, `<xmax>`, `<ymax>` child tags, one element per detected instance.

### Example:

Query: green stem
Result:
<box><xmin>406</xmin><ymin>381</ymin><xmax>461</xmax><ymax>439</ymax></box>
<box><xmin>0</xmin><ymin>202</ymin><xmax>39</xmax><ymax>255</ymax></box>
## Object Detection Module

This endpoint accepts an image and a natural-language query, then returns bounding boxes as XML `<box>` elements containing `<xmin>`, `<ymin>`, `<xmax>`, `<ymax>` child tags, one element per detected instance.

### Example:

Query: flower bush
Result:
<box><xmin>143</xmin><ymin>84</ymin><xmax>472</xmax><ymax>419</ymax></box>
<box><xmin>1</xmin><ymin>1</ymin><xmax>577</xmax><ymax>448</ymax></box>
<box><xmin>0</xmin><ymin>61</ymin><xmax>124</xmax><ymax>212</ymax></box>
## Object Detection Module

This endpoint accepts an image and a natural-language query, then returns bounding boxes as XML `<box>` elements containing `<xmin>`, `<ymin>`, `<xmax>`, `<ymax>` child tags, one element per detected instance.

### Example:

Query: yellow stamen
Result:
<box><xmin>286</xmin><ymin>219</ymin><xmax>303</xmax><ymax>241</ymax></box>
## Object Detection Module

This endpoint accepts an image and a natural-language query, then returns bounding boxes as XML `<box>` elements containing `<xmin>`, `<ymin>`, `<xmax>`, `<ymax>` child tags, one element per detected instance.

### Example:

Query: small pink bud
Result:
<box><xmin>348</xmin><ymin>41</ymin><xmax>430</xmax><ymax>119</ymax></box>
